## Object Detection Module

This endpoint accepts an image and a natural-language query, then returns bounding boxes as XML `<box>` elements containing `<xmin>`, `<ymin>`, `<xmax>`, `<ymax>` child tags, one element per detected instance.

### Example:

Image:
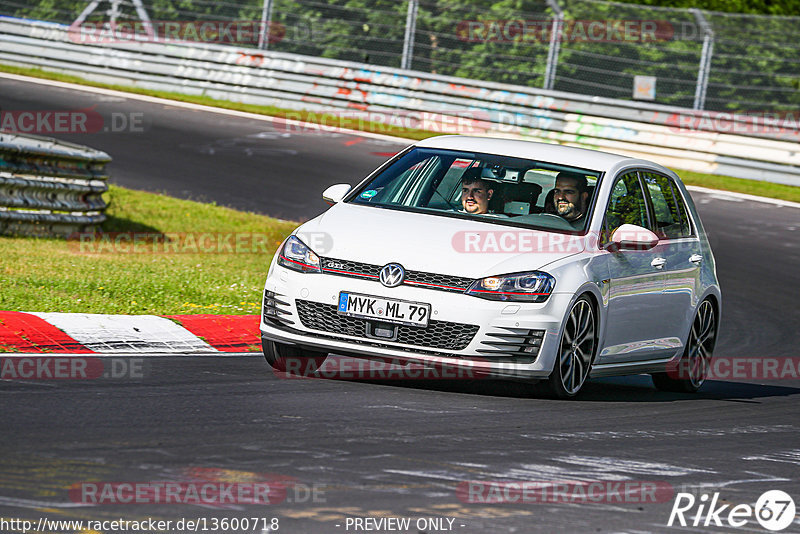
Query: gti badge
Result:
<box><xmin>379</xmin><ymin>263</ymin><xmax>405</xmax><ymax>288</ymax></box>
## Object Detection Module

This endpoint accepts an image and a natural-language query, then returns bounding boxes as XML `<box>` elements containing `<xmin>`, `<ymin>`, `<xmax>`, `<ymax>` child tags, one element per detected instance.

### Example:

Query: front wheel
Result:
<box><xmin>546</xmin><ymin>296</ymin><xmax>597</xmax><ymax>399</ymax></box>
<box><xmin>263</xmin><ymin>339</ymin><xmax>328</xmax><ymax>376</ymax></box>
<box><xmin>652</xmin><ymin>299</ymin><xmax>717</xmax><ymax>393</ymax></box>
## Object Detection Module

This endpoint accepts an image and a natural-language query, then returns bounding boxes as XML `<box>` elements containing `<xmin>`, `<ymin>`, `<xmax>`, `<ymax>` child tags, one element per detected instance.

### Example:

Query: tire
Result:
<box><xmin>652</xmin><ymin>299</ymin><xmax>717</xmax><ymax>393</ymax></box>
<box><xmin>263</xmin><ymin>340</ymin><xmax>328</xmax><ymax>376</ymax></box>
<box><xmin>546</xmin><ymin>296</ymin><xmax>597</xmax><ymax>399</ymax></box>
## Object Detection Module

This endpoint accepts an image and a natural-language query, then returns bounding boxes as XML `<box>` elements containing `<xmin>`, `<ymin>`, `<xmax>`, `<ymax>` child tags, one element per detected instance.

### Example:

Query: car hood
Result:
<box><xmin>295</xmin><ymin>203</ymin><xmax>586</xmax><ymax>278</ymax></box>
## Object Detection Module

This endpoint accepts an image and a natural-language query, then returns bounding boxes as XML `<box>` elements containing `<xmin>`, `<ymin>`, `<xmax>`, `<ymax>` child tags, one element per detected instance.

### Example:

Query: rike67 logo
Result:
<box><xmin>668</xmin><ymin>490</ymin><xmax>795</xmax><ymax>531</ymax></box>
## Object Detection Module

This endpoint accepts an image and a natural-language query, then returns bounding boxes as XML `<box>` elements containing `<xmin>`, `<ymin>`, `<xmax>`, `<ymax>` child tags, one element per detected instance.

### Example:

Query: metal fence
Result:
<box><xmin>0</xmin><ymin>133</ymin><xmax>110</xmax><ymax>236</ymax></box>
<box><xmin>3</xmin><ymin>0</ymin><xmax>798</xmax><ymax>113</ymax></box>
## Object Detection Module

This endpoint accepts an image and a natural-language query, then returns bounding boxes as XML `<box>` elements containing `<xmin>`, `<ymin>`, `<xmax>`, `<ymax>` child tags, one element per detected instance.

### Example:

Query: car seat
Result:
<box><xmin>543</xmin><ymin>189</ymin><xmax>556</xmax><ymax>214</ymax></box>
<box><xmin>502</xmin><ymin>182</ymin><xmax>543</xmax><ymax>215</ymax></box>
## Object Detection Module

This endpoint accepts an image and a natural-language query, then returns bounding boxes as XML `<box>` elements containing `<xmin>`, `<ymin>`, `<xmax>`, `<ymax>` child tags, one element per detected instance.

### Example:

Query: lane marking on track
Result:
<box><xmin>166</xmin><ymin>314</ymin><xmax>261</xmax><ymax>352</ymax></box>
<box><xmin>28</xmin><ymin>312</ymin><xmax>216</xmax><ymax>353</ymax></box>
<box><xmin>686</xmin><ymin>185</ymin><xmax>800</xmax><ymax>209</ymax></box>
<box><xmin>0</xmin><ymin>311</ymin><xmax>92</xmax><ymax>353</ymax></box>
<box><xmin>0</xmin><ymin>312</ymin><xmax>263</xmax><ymax>355</ymax></box>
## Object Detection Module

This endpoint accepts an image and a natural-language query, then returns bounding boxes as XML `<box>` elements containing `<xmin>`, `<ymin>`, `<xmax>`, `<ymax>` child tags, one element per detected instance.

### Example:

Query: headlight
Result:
<box><xmin>466</xmin><ymin>271</ymin><xmax>555</xmax><ymax>302</ymax></box>
<box><xmin>277</xmin><ymin>235</ymin><xmax>321</xmax><ymax>273</ymax></box>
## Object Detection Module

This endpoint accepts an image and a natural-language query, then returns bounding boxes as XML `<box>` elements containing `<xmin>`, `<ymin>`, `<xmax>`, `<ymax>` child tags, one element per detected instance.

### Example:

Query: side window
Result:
<box><xmin>603</xmin><ymin>171</ymin><xmax>648</xmax><ymax>239</ymax></box>
<box><xmin>642</xmin><ymin>172</ymin><xmax>693</xmax><ymax>239</ymax></box>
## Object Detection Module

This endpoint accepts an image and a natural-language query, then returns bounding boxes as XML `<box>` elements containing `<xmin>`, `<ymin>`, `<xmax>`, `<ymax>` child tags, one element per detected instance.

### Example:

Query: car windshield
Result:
<box><xmin>348</xmin><ymin>147</ymin><xmax>602</xmax><ymax>233</ymax></box>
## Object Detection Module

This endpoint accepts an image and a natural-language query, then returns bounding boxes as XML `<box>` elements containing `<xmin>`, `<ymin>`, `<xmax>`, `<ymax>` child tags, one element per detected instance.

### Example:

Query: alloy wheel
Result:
<box><xmin>685</xmin><ymin>300</ymin><xmax>716</xmax><ymax>389</ymax></box>
<box><xmin>652</xmin><ymin>299</ymin><xmax>717</xmax><ymax>393</ymax></box>
<box><xmin>550</xmin><ymin>297</ymin><xmax>596</xmax><ymax>397</ymax></box>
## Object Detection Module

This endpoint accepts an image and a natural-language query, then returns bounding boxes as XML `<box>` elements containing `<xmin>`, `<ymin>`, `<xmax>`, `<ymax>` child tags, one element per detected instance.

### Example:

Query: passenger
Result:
<box><xmin>553</xmin><ymin>171</ymin><xmax>589</xmax><ymax>225</ymax></box>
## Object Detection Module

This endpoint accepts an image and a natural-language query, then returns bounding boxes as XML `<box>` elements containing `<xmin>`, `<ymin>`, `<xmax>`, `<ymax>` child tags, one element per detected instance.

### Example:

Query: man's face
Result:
<box><xmin>461</xmin><ymin>181</ymin><xmax>493</xmax><ymax>214</ymax></box>
<box><xmin>553</xmin><ymin>177</ymin><xmax>587</xmax><ymax>220</ymax></box>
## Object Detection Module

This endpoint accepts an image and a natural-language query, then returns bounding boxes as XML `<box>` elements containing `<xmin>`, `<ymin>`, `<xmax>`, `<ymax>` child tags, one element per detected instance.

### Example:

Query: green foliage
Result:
<box><xmin>612</xmin><ymin>0</ymin><xmax>800</xmax><ymax>16</ymax></box>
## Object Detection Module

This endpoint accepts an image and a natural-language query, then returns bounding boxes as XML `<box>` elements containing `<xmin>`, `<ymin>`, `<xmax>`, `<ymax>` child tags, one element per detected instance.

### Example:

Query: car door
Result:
<box><xmin>641</xmin><ymin>171</ymin><xmax>702</xmax><ymax>351</ymax></box>
<box><xmin>598</xmin><ymin>170</ymin><xmax>670</xmax><ymax>364</ymax></box>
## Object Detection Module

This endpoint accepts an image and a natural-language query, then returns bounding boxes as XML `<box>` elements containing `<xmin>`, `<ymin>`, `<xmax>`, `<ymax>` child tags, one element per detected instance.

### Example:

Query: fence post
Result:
<box><xmin>401</xmin><ymin>0</ymin><xmax>419</xmax><ymax>70</ymax></box>
<box><xmin>72</xmin><ymin>0</ymin><xmax>154</xmax><ymax>38</ymax></box>
<box><xmin>544</xmin><ymin>0</ymin><xmax>563</xmax><ymax>91</ymax></box>
<box><xmin>691</xmin><ymin>8</ymin><xmax>714</xmax><ymax>110</ymax></box>
<box><xmin>258</xmin><ymin>0</ymin><xmax>274</xmax><ymax>50</ymax></box>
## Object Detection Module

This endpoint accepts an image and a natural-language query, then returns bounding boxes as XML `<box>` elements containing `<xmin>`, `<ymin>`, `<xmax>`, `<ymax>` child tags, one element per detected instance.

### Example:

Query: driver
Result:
<box><xmin>553</xmin><ymin>171</ymin><xmax>589</xmax><ymax>225</ymax></box>
<box><xmin>460</xmin><ymin>171</ymin><xmax>496</xmax><ymax>215</ymax></box>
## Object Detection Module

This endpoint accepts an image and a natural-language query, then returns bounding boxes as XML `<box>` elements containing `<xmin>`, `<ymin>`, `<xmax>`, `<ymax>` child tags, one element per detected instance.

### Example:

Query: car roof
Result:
<box><xmin>414</xmin><ymin>135</ymin><xmax>659</xmax><ymax>174</ymax></box>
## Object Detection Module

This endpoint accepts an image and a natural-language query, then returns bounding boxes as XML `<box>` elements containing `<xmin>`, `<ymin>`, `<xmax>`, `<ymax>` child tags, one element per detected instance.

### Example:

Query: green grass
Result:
<box><xmin>0</xmin><ymin>185</ymin><xmax>297</xmax><ymax>315</ymax></box>
<box><xmin>2</xmin><ymin>62</ymin><xmax>798</xmax><ymax>203</ymax></box>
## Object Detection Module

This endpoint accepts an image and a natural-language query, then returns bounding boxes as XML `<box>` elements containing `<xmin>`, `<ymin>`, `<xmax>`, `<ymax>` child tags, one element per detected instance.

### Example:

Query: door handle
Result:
<box><xmin>689</xmin><ymin>254</ymin><xmax>703</xmax><ymax>265</ymax></box>
<box><xmin>651</xmin><ymin>257</ymin><xmax>667</xmax><ymax>269</ymax></box>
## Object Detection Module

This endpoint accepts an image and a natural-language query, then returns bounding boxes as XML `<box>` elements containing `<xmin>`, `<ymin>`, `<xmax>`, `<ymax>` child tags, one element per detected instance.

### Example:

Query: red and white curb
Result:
<box><xmin>0</xmin><ymin>311</ymin><xmax>261</xmax><ymax>354</ymax></box>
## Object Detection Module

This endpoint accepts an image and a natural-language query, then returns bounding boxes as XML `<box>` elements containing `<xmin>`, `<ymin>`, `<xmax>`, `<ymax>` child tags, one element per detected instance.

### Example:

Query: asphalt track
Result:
<box><xmin>2</xmin><ymin>76</ymin><xmax>800</xmax><ymax>533</ymax></box>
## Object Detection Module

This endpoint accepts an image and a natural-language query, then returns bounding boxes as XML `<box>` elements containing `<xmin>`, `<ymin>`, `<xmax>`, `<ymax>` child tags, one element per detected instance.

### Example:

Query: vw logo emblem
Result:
<box><xmin>379</xmin><ymin>263</ymin><xmax>405</xmax><ymax>288</ymax></box>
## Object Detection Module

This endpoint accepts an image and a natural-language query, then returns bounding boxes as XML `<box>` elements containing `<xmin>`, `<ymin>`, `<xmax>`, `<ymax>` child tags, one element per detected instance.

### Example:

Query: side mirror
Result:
<box><xmin>322</xmin><ymin>184</ymin><xmax>351</xmax><ymax>205</ymax></box>
<box><xmin>608</xmin><ymin>224</ymin><xmax>659</xmax><ymax>251</ymax></box>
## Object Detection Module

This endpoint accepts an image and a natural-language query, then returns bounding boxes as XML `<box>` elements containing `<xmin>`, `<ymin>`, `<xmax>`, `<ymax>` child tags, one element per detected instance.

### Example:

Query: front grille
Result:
<box><xmin>320</xmin><ymin>257</ymin><xmax>473</xmax><ymax>293</ymax></box>
<box><xmin>405</xmin><ymin>270</ymin><xmax>473</xmax><ymax>292</ymax></box>
<box><xmin>320</xmin><ymin>258</ymin><xmax>379</xmax><ymax>280</ymax></box>
<box><xmin>295</xmin><ymin>300</ymin><xmax>479</xmax><ymax>351</ymax></box>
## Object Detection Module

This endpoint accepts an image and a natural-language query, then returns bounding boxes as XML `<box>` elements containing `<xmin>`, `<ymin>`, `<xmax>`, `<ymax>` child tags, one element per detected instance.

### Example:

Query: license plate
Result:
<box><xmin>338</xmin><ymin>292</ymin><xmax>430</xmax><ymax>327</ymax></box>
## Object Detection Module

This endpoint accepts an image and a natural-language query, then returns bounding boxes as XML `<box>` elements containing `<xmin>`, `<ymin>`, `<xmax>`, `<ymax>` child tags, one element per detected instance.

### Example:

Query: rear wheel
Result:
<box><xmin>546</xmin><ymin>296</ymin><xmax>597</xmax><ymax>399</ymax></box>
<box><xmin>262</xmin><ymin>340</ymin><xmax>328</xmax><ymax>376</ymax></box>
<box><xmin>652</xmin><ymin>299</ymin><xmax>716</xmax><ymax>393</ymax></box>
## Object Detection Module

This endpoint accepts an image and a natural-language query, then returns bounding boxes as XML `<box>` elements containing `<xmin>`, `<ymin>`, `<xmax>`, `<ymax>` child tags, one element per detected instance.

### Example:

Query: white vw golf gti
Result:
<box><xmin>261</xmin><ymin>136</ymin><xmax>721</xmax><ymax>398</ymax></box>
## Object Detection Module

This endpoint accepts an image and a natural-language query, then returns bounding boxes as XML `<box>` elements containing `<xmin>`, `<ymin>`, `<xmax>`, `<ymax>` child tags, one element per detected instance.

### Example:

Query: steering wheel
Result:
<box><xmin>531</xmin><ymin>213</ymin><xmax>575</xmax><ymax>229</ymax></box>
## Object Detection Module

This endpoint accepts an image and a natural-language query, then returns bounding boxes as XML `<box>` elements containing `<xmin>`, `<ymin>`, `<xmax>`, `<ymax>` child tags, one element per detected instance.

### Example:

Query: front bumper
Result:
<box><xmin>260</xmin><ymin>265</ymin><xmax>573</xmax><ymax>380</ymax></box>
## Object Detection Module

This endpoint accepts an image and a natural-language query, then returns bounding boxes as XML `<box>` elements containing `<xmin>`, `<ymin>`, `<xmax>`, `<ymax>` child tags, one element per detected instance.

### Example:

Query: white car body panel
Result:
<box><xmin>299</xmin><ymin>203</ymin><xmax>585</xmax><ymax>277</ymax></box>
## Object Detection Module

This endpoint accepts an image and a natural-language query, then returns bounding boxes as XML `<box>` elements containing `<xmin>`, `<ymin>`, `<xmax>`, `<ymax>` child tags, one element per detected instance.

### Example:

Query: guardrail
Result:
<box><xmin>0</xmin><ymin>132</ymin><xmax>110</xmax><ymax>236</ymax></box>
<box><xmin>0</xmin><ymin>16</ymin><xmax>798</xmax><ymax>187</ymax></box>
